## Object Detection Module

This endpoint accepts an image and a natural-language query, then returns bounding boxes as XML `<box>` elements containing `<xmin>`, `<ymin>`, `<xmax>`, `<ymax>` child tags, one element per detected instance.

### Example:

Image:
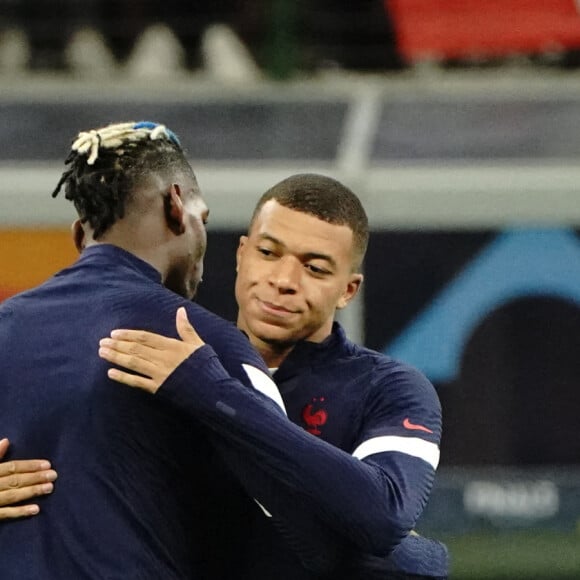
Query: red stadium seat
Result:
<box><xmin>387</xmin><ymin>0</ymin><xmax>580</xmax><ymax>63</ymax></box>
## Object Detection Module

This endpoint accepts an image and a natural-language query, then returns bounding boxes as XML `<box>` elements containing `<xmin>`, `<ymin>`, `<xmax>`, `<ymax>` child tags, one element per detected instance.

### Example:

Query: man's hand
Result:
<box><xmin>98</xmin><ymin>307</ymin><xmax>205</xmax><ymax>394</ymax></box>
<box><xmin>0</xmin><ymin>438</ymin><xmax>57</xmax><ymax>520</ymax></box>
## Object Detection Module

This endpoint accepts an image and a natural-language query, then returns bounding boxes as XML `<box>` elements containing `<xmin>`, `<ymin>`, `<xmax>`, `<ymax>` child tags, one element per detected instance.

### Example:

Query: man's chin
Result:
<box><xmin>187</xmin><ymin>283</ymin><xmax>199</xmax><ymax>301</ymax></box>
<box><xmin>165</xmin><ymin>280</ymin><xmax>198</xmax><ymax>301</ymax></box>
<box><xmin>254</xmin><ymin>324</ymin><xmax>299</xmax><ymax>349</ymax></box>
<box><xmin>183</xmin><ymin>275</ymin><xmax>202</xmax><ymax>301</ymax></box>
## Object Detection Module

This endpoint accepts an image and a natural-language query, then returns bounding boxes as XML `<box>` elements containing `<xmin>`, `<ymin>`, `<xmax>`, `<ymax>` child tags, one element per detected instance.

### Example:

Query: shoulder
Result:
<box><xmin>345</xmin><ymin>348</ymin><xmax>442</xmax><ymax>450</ymax></box>
<box><xmin>376</xmin><ymin>356</ymin><xmax>437</xmax><ymax>400</ymax></box>
<box><xmin>346</xmin><ymin>345</ymin><xmax>441</xmax><ymax>420</ymax></box>
<box><xmin>348</xmin><ymin>343</ymin><xmax>436</xmax><ymax>396</ymax></box>
<box><xmin>113</xmin><ymin>285</ymin><xmax>254</xmax><ymax>358</ymax></box>
<box><xmin>182</xmin><ymin>300</ymin><xmax>243</xmax><ymax>343</ymax></box>
<box><xmin>182</xmin><ymin>301</ymin><xmax>268</xmax><ymax>374</ymax></box>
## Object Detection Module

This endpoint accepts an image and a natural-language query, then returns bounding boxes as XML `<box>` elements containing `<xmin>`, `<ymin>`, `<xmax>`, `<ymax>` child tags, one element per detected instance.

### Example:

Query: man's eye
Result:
<box><xmin>306</xmin><ymin>264</ymin><xmax>328</xmax><ymax>275</ymax></box>
<box><xmin>258</xmin><ymin>247</ymin><xmax>274</xmax><ymax>256</ymax></box>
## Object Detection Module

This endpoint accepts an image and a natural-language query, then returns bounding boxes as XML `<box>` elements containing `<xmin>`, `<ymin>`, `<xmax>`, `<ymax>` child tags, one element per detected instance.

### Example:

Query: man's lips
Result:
<box><xmin>257</xmin><ymin>298</ymin><xmax>298</xmax><ymax>316</ymax></box>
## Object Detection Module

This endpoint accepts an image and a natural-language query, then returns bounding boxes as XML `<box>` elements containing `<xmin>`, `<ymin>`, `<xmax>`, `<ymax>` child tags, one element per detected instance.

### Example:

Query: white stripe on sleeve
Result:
<box><xmin>242</xmin><ymin>363</ymin><xmax>287</xmax><ymax>415</ymax></box>
<box><xmin>254</xmin><ymin>499</ymin><xmax>273</xmax><ymax>518</ymax></box>
<box><xmin>352</xmin><ymin>436</ymin><xmax>440</xmax><ymax>469</ymax></box>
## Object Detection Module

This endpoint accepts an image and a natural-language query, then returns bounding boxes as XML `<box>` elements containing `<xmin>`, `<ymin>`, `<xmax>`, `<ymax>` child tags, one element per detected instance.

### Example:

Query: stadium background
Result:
<box><xmin>1</xmin><ymin>2</ymin><xmax>580</xmax><ymax>578</ymax></box>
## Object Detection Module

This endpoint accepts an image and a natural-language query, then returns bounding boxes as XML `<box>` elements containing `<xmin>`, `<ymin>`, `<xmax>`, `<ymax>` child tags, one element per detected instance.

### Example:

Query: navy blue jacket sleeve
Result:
<box><xmin>156</xmin><ymin>345</ymin><xmax>440</xmax><ymax>558</ymax></box>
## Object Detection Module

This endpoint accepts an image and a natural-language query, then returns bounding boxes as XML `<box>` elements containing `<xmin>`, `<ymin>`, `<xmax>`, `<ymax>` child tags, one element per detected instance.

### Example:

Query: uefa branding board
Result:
<box><xmin>418</xmin><ymin>468</ymin><xmax>580</xmax><ymax>534</ymax></box>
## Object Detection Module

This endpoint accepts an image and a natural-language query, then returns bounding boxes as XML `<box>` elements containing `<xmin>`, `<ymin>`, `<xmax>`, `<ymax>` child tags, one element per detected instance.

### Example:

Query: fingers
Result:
<box><xmin>0</xmin><ymin>468</ymin><xmax>57</xmax><ymax>493</ymax></box>
<box><xmin>106</xmin><ymin>367</ymin><xmax>158</xmax><ymax>393</ymax></box>
<box><xmin>0</xmin><ymin>461</ymin><xmax>57</xmax><ymax>520</ymax></box>
<box><xmin>99</xmin><ymin>345</ymin><xmax>159</xmax><ymax>393</ymax></box>
<box><xmin>109</xmin><ymin>329</ymin><xmax>178</xmax><ymax>349</ymax></box>
<box><xmin>0</xmin><ymin>438</ymin><xmax>9</xmax><ymax>460</ymax></box>
<box><xmin>0</xmin><ymin>458</ymin><xmax>52</xmax><ymax>478</ymax></box>
<box><xmin>175</xmin><ymin>307</ymin><xmax>203</xmax><ymax>345</ymax></box>
<box><xmin>99</xmin><ymin>316</ymin><xmax>205</xmax><ymax>395</ymax></box>
<box><xmin>99</xmin><ymin>340</ymin><xmax>159</xmax><ymax>378</ymax></box>
<box><xmin>0</xmin><ymin>481</ymin><xmax>55</xmax><ymax>510</ymax></box>
<box><xmin>0</xmin><ymin>504</ymin><xmax>42</xmax><ymax>520</ymax></box>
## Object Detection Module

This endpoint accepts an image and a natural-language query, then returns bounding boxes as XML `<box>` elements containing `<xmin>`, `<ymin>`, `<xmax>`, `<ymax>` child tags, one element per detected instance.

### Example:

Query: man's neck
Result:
<box><xmin>252</xmin><ymin>339</ymin><xmax>295</xmax><ymax>369</ymax></box>
<box><xmin>86</xmin><ymin>237</ymin><xmax>167</xmax><ymax>282</ymax></box>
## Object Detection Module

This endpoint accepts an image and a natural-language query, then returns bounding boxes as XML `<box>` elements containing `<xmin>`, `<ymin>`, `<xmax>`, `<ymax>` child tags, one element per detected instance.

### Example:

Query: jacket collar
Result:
<box><xmin>274</xmin><ymin>322</ymin><xmax>351</xmax><ymax>381</ymax></box>
<box><xmin>77</xmin><ymin>244</ymin><xmax>162</xmax><ymax>284</ymax></box>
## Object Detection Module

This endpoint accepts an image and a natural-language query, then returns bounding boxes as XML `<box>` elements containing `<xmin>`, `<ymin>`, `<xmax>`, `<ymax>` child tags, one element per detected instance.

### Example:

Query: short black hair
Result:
<box><xmin>52</xmin><ymin>121</ymin><xmax>193</xmax><ymax>239</ymax></box>
<box><xmin>249</xmin><ymin>173</ymin><xmax>369</xmax><ymax>270</ymax></box>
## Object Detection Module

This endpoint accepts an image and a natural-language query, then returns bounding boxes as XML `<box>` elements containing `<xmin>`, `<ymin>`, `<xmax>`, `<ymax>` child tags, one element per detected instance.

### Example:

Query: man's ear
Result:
<box><xmin>71</xmin><ymin>219</ymin><xmax>85</xmax><ymax>253</ymax></box>
<box><xmin>164</xmin><ymin>184</ymin><xmax>186</xmax><ymax>235</ymax></box>
<box><xmin>235</xmin><ymin>235</ymin><xmax>248</xmax><ymax>273</ymax></box>
<box><xmin>336</xmin><ymin>274</ymin><xmax>363</xmax><ymax>310</ymax></box>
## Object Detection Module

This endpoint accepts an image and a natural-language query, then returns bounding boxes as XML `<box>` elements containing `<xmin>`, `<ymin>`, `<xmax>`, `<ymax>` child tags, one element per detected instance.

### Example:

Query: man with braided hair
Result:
<box><xmin>0</xmin><ymin>120</ymin><xmax>292</xmax><ymax>579</ymax></box>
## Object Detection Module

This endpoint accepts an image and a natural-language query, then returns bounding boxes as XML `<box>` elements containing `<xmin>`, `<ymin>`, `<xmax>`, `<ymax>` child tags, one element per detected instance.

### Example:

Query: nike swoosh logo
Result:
<box><xmin>403</xmin><ymin>418</ymin><xmax>434</xmax><ymax>434</ymax></box>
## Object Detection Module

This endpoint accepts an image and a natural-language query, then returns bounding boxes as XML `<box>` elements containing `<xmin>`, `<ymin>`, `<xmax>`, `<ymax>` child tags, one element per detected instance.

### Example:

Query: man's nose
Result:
<box><xmin>269</xmin><ymin>257</ymin><xmax>300</xmax><ymax>293</ymax></box>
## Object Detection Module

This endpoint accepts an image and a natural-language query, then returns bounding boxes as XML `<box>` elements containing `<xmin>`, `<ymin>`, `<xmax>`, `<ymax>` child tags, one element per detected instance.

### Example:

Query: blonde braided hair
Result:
<box><xmin>52</xmin><ymin>121</ymin><xmax>190</xmax><ymax>239</ymax></box>
<box><xmin>71</xmin><ymin>121</ymin><xmax>180</xmax><ymax>165</ymax></box>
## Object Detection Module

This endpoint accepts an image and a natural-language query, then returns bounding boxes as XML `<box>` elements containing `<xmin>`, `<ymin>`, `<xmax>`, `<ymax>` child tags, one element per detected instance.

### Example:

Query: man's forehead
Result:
<box><xmin>252</xmin><ymin>201</ymin><xmax>350</xmax><ymax>236</ymax></box>
<box><xmin>253</xmin><ymin>200</ymin><xmax>313</xmax><ymax>228</ymax></box>
<box><xmin>252</xmin><ymin>204</ymin><xmax>354</xmax><ymax>260</ymax></box>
